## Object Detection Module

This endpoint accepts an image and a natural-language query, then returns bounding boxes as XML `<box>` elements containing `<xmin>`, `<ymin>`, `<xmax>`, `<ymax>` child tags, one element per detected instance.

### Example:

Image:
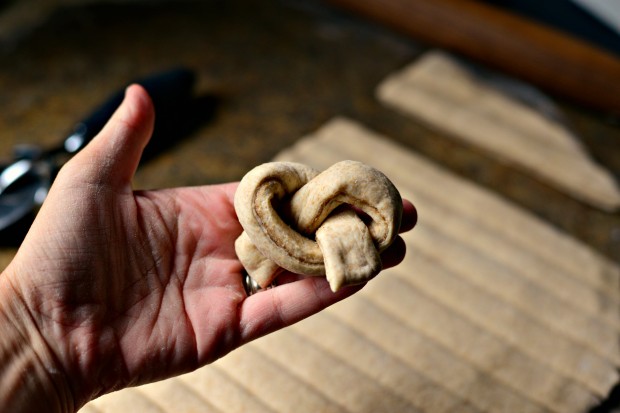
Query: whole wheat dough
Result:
<box><xmin>234</xmin><ymin>160</ymin><xmax>403</xmax><ymax>292</ymax></box>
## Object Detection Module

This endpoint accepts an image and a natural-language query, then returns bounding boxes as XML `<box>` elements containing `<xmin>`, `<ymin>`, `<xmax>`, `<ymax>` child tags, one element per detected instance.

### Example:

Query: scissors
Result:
<box><xmin>0</xmin><ymin>68</ymin><xmax>198</xmax><ymax>237</ymax></box>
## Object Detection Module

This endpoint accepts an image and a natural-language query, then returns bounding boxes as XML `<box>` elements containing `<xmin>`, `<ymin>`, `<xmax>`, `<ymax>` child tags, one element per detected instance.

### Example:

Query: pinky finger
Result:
<box><xmin>238</xmin><ymin>277</ymin><xmax>362</xmax><ymax>345</ymax></box>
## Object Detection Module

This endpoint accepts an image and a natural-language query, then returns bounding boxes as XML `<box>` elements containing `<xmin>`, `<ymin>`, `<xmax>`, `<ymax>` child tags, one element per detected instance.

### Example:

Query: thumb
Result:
<box><xmin>65</xmin><ymin>84</ymin><xmax>155</xmax><ymax>190</ymax></box>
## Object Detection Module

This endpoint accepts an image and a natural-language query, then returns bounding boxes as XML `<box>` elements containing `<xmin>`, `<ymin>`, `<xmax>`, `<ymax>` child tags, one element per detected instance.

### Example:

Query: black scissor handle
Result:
<box><xmin>67</xmin><ymin>67</ymin><xmax>196</xmax><ymax>154</ymax></box>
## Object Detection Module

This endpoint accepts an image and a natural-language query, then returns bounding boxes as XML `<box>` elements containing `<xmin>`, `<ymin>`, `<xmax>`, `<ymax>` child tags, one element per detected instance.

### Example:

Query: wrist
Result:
<box><xmin>0</xmin><ymin>269</ymin><xmax>75</xmax><ymax>413</ymax></box>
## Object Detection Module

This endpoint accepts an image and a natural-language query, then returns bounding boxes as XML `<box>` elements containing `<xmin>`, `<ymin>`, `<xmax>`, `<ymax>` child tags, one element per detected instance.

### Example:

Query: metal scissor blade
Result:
<box><xmin>0</xmin><ymin>67</ymin><xmax>202</xmax><ymax>243</ymax></box>
<box><xmin>0</xmin><ymin>168</ymin><xmax>48</xmax><ymax>232</ymax></box>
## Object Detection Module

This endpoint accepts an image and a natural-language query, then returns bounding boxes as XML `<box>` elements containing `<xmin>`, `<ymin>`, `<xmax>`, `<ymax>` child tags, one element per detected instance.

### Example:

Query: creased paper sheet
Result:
<box><xmin>83</xmin><ymin>118</ymin><xmax>620</xmax><ymax>413</ymax></box>
<box><xmin>377</xmin><ymin>51</ymin><xmax>620</xmax><ymax>211</ymax></box>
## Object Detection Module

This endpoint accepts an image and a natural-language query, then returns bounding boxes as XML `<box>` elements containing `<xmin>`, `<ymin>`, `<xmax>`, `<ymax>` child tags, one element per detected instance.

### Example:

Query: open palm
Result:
<box><xmin>2</xmin><ymin>85</ymin><xmax>414</xmax><ymax>412</ymax></box>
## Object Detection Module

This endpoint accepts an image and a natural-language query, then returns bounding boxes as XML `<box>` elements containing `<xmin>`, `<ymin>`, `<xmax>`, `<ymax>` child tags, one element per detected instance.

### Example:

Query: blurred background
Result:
<box><xmin>1</xmin><ymin>0</ymin><xmax>620</xmax><ymax>412</ymax></box>
<box><xmin>0</xmin><ymin>0</ymin><xmax>618</xmax><ymax>258</ymax></box>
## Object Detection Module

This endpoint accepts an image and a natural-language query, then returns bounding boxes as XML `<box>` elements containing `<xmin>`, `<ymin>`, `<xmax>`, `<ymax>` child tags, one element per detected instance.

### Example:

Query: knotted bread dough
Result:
<box><xmin>234</xmin><ymin>160</ymin><xmax>403</xmax><ymax>292</ymax></box>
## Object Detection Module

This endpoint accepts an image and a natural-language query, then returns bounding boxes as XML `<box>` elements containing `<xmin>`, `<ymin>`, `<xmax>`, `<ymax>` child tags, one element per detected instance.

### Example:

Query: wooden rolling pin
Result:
<box><xmin>326</xmin><ymin>0</ymin><xmax>620</xmax><ymax>116</ymax></box>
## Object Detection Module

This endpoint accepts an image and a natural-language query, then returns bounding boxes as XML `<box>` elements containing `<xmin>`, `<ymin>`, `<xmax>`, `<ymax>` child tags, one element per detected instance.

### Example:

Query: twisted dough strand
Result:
<box><xmin>234</xmin><ymin>160</ymin><xmax>402</xmax><ymax>292</ymax></box>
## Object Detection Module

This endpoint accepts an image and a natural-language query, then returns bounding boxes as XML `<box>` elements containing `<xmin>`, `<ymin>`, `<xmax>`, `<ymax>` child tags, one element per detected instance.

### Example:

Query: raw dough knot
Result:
<box><xmin>234</xmin><ymin>160</ymin><xmax>403</xmax><ymax>292</ymax></box>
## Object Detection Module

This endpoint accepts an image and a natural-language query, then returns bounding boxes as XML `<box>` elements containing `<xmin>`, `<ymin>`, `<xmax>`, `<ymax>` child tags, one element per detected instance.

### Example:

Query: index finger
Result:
<box><xmin>400</xmin><ymin>199</ymin><xmax>417</xmax><ymax>233</ymax></box>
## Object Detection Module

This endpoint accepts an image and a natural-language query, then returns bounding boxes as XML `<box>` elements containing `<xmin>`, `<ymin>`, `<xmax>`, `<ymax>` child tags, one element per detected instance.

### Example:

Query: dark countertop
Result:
<box><xmin>0</xmin><ymin>0</ymin><xmax>619</xmax><ymax>268</ymax></box>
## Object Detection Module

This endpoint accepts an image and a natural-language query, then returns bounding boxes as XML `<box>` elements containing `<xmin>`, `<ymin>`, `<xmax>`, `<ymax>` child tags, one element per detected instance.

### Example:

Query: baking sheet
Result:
<box><xmin>82</xmin><ymin>117</ymin><xmax>620</xmax><ymax>413</ymax></box>
<box><xmin>377</xmin><ymin>51</ymin><xmax>620</xmax><ymax>211</ymax></box>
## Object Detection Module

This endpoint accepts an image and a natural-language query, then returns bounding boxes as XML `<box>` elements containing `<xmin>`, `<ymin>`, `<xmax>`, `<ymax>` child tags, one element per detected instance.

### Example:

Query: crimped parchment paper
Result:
<box><xmin>378</xmin><ymin>51</ymin><xmax>620</xmax><ymax>212</ymax></box>
<box><xmin>82</xmin><ymin>118</ymin><xmax>620</xmax><ymax>413</ymax></box>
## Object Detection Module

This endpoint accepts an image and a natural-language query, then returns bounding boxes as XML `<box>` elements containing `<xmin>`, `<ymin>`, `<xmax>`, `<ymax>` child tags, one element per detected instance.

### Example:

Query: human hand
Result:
<box><xmin>0</xmin><ymin>85</ymin><xmax>416</xmax><ymax>412</ymax></box>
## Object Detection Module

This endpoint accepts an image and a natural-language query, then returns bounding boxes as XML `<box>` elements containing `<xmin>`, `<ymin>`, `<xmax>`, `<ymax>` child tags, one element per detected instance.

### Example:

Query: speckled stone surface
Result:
<box><xmin>0</xmin><ymin>0</ymin><xmax>619</xmax><ymax>268</ymax></box>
